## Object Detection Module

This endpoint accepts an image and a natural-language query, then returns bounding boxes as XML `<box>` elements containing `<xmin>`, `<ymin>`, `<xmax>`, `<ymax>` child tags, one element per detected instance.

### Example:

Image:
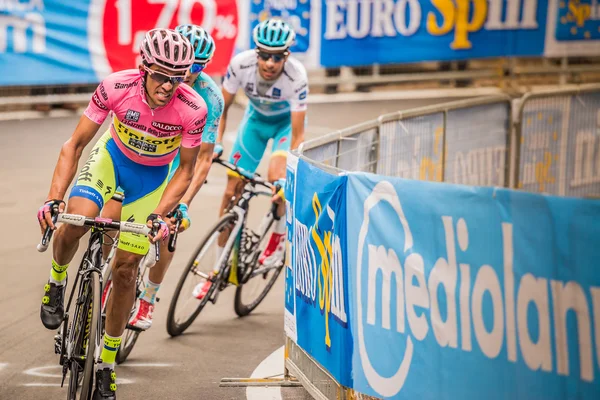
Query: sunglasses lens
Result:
<box><xmin>190</xmin><ymin>63</ymin><xmax>204</xmax><ymax>74</ymax></box>
<box><xmin>258</xmin><ymin>51</ymin><xmax>285</xmax><ymax>62</ymax></box>
<box><xmin>150</xmin><ymin>72</ymin><xmax>169</xmax><ymax>84</ymax></box>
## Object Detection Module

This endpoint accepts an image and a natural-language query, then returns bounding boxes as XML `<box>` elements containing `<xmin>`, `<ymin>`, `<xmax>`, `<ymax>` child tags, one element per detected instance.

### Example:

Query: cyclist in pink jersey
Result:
<box><xmin>36</xmin><ymin>28</ymin><xmax>213</xmax><ymax>400</ymax></box>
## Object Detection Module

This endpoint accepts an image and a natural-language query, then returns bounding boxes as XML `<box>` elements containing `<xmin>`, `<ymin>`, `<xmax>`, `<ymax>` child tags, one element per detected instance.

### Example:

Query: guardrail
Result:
<box><xmin>284</xmin><ymin>84</ymin><xmax>600</xmax><ymax>400</ymax></box>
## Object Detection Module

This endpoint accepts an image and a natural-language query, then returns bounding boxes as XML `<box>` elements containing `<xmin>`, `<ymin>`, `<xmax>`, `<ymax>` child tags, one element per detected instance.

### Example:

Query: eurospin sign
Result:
<box><xmin>347</xmin><ymin>174</ymin><xmax>600</xmax><ymax>399</ymax></box>
<box><xmin>284</xmin><ymin>155</ymin><xmax>600</xmax><ymax>399</ymax></box>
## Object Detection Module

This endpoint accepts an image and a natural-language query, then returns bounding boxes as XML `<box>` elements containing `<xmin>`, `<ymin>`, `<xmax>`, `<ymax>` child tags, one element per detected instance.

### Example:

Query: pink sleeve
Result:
<box><xmin>83</xmin><ymin>81</ymin><xmax>111</xmax><ymax>125</ymax></box>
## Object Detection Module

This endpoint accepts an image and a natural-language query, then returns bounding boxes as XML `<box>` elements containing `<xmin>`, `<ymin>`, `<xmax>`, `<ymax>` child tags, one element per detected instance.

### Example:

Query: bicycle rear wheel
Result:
<box><xmin>166</xmin><ymin>213</ymin><xmax>237</xmax><ymax>337</ymax></box>
<box><xmin>234</xmin><ymin>216</ymin><xmax>284</xmax><ymax>317</ymax></box>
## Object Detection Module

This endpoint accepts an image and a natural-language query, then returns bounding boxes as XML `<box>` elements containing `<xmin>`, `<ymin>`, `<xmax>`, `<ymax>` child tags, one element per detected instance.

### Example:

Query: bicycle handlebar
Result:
<box><xmin>213</xmin><ymin>158</ymin><xmax>277</xmax><ymax>191</ymax></box>
<box><xmin>37</xmin><ymin>213</ymin><xmax>155</xmax><ymax>253</ymax></box>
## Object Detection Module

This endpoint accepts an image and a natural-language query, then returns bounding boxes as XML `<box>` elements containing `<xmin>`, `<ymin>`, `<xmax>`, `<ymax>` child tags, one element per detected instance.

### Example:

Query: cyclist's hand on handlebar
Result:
<box><xmin>146</xmin><ymin>213</ymin><xmax>169</xmax><ymax>243</ymax></box>
<box><xmin>271</xmin><ymin>178</ymin><xmax>286</xmax><ymax>203</ymax></box>
<box><xmin>37</xmin><ymin>199</ymin><xmax>65</xmax><ymax>233</ymax></box>
<box><xmin>212</xmin><ymin>142</ymin><xmax>223</xmax><ymax>160</ymax></box>
<box><xmin>167</xmin><ymin>203</ymin><xmax>191</xmax><ymax>233</ymax></box>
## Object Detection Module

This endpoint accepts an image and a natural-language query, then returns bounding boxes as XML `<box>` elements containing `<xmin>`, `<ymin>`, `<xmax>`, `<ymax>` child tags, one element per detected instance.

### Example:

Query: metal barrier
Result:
<box><xmin>299</xmin><ymin>95</ymin><xmax>512</xmax><ymax>187</ymax></box>
<box><xmin>287</xmin><ymin>84</ymin><xmax>600</xmax><ymax>400</ymax></box>
<box><xmin>515</xmin><ymin>84</ymin><xmax>600</xmax><ymax>198</ymax></box>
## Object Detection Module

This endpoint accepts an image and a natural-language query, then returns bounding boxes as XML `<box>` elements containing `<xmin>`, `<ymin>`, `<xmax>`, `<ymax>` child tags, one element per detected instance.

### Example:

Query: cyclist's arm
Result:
<box><xmin>290</xmin><ymin>110</ymin><xmax>306</xmax><ymax>151</ymax></box>
<box><xmin>46</xmin><ymin>115</ymin><xmax>102</xmax><ymax>201</ymax></box>
<box><xmin>180</xmin><ymin>142</ymin><xmax>215</xmax><ymax>206</ymax></box>
<box><xmin>216</xmin><ymin>88</ymin><xmax>236</xmax><ymax>144</ymax></box>
<box><xmin>152</xmin><ymin>145</ymin><xmax>200</xmax><ymax>218</ymax></box>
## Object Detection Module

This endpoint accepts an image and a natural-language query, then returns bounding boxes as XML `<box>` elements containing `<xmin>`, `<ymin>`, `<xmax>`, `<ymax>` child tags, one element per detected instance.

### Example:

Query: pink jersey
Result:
<box><xmin>84</xmin><ymin>69</ymin><xmax>208</xmax><ymax>167</ymax></box>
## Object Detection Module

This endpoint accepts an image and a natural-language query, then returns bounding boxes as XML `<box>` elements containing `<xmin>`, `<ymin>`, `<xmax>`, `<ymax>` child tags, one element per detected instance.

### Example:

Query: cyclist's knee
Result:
<box><xmin>112</xmin><ymin>252</ymin><xmax>142</xmax><ymax>286</ymax></box>
<box><xmin>57</xmin><ymin>223</ymin><xmax>89</xmax><ymax>242</ymax></box>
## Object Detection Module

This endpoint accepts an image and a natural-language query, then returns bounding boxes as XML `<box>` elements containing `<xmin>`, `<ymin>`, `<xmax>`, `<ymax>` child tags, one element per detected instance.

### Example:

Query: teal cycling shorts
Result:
<box><xmin>227</xmin><ymin>105</ymin><xmax>291</xmax><ymax>175</ymax></box>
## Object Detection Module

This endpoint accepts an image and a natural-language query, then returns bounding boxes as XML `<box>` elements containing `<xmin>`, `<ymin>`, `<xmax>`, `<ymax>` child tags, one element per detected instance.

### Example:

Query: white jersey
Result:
<box><xmin>222</xmin><ymin>50</ymin><xmax>308</xmax><ymax>117</ymax></box>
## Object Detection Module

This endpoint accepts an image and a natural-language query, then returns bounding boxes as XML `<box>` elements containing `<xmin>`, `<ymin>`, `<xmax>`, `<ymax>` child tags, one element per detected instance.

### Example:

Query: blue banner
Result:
<box><xmin>0</xmin><ymin>1</ymin><xmax>98</xmax><ymax>84</ymax></box>
<box><xmin>319</xmin><ymin>0</ymin><xmax>549</xmax><ymax>66</ymax></box>
<box><xmin>0</xmin><ymin>0</ymin><xmax>239</xmax><ymax>86</ymax></box>
<box><xmin>287</xmin><ymin>157</ymin><xmax>353</xmax><ymax>386</ymax></box>
<box><xmin>249</xmin><ymin>0</ymin><xmax>310</xmax><ymax>53</ymax></box>
<box><xmin>287</xmin><ymin>156</ymin><xmax>600</xmax><ymax>399</ymax></box>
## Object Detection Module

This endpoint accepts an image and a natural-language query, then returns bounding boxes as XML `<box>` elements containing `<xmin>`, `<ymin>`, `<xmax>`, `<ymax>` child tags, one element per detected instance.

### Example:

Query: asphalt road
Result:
<box><xmin>0</xmin><ymin>97</ymin><xmax>452</xmax><ymax>400</ymax></box>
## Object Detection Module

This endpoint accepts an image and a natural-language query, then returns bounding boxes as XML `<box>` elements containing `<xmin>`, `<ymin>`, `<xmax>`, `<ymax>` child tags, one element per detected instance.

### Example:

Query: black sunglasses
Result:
<box><xmin>256</xmin><ymin>50</ymin><xmax>288</xmax><ymax>63</ymax></box>
<box><xmin>144</xmin><ymin>66</ymin><xmax>185</xmax><ymax>85</ymax></box>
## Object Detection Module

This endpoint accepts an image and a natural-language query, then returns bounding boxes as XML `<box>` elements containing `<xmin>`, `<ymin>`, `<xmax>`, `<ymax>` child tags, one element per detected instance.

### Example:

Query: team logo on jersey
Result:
<box><xmin>299</xmin><ymin>90</ymin><xmax>307</xmax><ymax>100</ymax></box>
<box><xmin>124</xmin><ymin>109</ymin><xmax>140</xmax><ymax>122</ymax></box>
<box><xmin>245</xmin><ymin>83</ymin><xmax>254</xmax><ymax>94</ymax></box>
<box><xmin>151</xmin><ymin>121</ymin><xmax>183</xmax><ymax>132</ymax></box>
<box><xmin>272</xmin><ymin>88</ymin><xmax>281</xmax><ymax>98</ymax></box>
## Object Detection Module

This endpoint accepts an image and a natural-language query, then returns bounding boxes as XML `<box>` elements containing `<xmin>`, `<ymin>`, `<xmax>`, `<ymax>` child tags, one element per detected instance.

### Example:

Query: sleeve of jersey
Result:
<box><xmin>203</xmin><ymin>88</ymin><xmax>224</xmax><ymax>145</ymax></box>
<box><xmin>290</xmin><ymin>78</ymin><xmax>309</xmax><ymax>112</ymax></box>
<box><xmin>181</xmin><ymin>98</ymin><xmax>209</xmax><ymax>148</ymax></box>
<box><xmin>222</xmin><ymin>62</ymin><xmax>240</xmax><ymax>95</ymax></box>
<box><xmin>83</xmin><ymin>80</ymin><xmax>112</xmax><ymax>125</ymax></box>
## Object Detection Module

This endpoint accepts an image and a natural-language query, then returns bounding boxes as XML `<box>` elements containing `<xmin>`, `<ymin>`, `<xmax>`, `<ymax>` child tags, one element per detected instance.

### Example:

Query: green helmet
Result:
<box><xmin>253</xmin><ymin>18</ymin><xmax>295</xmax><ymax>52</ymax></box>
<box><xmin>175</xmin><ymin>24</ymin><xmax>216</xmax><ymax>64</ymax></box>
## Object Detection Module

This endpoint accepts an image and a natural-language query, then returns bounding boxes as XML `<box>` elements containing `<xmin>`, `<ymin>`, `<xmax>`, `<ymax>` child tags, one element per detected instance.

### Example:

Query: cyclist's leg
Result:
<box><xmin>129</xmin><ymin>154</ymin><xmax>179</xmax><ymax>330</ymax></box>
<box><xmin>259</xmin><ymin>117</ymin><xmax>292</xmax><ymax>264</ymax></box>
<box><xmin>95</xmin><ymin>152</ymin><xmax>170</xmax><ymax>398</ymax></box>
<box><xmin>41</xmin><ymin>131</ymin><xmax>118</xmax><ymax>330</ymax></box>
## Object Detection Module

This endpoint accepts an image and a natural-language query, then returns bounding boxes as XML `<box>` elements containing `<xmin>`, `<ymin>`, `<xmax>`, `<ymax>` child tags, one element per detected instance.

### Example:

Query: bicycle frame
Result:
<box><xmin>219</xmin><ymin>174</ymin><xmax>282</xmax><ymax>287</ymax></box>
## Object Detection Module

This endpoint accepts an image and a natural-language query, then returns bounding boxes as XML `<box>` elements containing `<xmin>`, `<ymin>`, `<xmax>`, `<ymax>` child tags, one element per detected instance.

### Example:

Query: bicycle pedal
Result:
<box><xmin>125</xmin><ymin>323</ymin><xmax>144</xmax><ymax>332</ymax></box>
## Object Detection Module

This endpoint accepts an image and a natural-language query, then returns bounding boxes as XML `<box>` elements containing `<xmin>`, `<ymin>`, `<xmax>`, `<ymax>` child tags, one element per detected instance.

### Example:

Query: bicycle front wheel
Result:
<box><xmin>166</xmin><ymin>213</ymin><xmax>237</xmax><ymax>337</ymax></box>
<box><xmin>69</xmin><ymin>272</ymin><xmax>100</xmax><ymax>400</ymax></box>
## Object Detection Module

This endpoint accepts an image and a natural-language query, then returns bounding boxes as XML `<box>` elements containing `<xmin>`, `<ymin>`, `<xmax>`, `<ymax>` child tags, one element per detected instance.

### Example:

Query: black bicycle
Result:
<box><xmin>166</xmin><ymin>158</ymin><xmax>286</xmax><ymax>337</ymax></box>
<box><xmin>38</xmin><ymin>206</ymin><xmax>161</xmax><ymax>399</ymax></box>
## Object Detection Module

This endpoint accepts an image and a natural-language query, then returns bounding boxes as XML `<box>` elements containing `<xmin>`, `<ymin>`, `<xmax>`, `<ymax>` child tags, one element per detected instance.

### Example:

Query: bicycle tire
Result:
<box><xmin>74</xmin><ymin>272</ymin><xmax>100</xmax><ymax>400</ymax></box>
<box><xmin>68</xmin><ymin>361</ymin><xmax>81</xmax><ymax>400</ymax></box>
<box><xmin>233</xmin><ymin>258</ymin><xmax>284</xmax><ymax>317</ymax></box>
<box><xmin>166</xmin><ymin>213</ymin><xmax>237</xmax><ymax>337</ymax></box>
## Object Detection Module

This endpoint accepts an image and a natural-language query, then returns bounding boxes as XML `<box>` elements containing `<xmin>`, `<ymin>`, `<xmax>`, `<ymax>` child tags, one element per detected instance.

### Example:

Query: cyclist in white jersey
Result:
<box><xmin>100</xmin><ymin>25</ymin><xmax>224</xmax><ymax>330</ymax></box>
<box><xmin>193</xmin><ymin>18</ymin><xmax>308</xmax><ymax>299</ymax></box>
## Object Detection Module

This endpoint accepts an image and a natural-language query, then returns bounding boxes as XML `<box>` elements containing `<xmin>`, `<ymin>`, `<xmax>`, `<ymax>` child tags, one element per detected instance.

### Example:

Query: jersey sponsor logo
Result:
<box><xmin>272</xmin><ymin>88</ymin><xmax>281</xmax><ymax>98</ymax></box>
<box><xmin>176</xmin><ymin>93</ymin><xmax>200</xmax><ymax>111</ymax></box>
<box><xmin>295</xmin><ymin>83</ymin><xmax>308</xmax><ymax>93</ymax></box>
<box><xmin>193</xmin><ymin>114</ymin><xmax>207</xmax><ymax>127</ymax></box>
<box><xmin>151</xmin><ymin>121</ymin><xmax>183</xmax><ymax>132</ymax></box>
<box><xmin>188</xmin><ymin>126</ymin><xmax>205</xmax><ymax>135</ymax></box>
<box><xmin>92</xmin><ymin>90</ymin><xmax>108</xmax><ymax>111</ymax></box>
<box><xmin>124</xmin><ymin>109</ymin><xmax>140</xmax><ymax>122</ymax></box>
<box><xmin>99</xmin><ymin>84</ymin><xmax>108</xmax><ymax>101</ymax></box>
<box><xmin>245</xmin><ymin>82</ymin><xmax>254</xmax><ymax>93</ymax></box>
<box><xmin>299</xmin><ymin>90</ymin><xmax>307</xmax><ymax>100</ymax></box>
<box><xmin>114</xmin><ymin>81</ymin><xmax>138</xmax><ymax>90</ymax></box>
<box><xmin>240</xmin><ymin>62</ymin><xmax>255</xmax><ymax>69</ymax></box>
<box><xmin>113</xmin><ymin>116</ymin><xmax>181</xmax><ymax>155</ymax></box>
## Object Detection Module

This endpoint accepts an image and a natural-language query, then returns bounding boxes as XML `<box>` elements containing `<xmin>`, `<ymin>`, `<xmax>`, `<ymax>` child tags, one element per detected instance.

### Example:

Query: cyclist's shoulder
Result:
<box><xmin>172</xmin><ymin>84</ymin><xmax>207</xmax><ymax>123</ymax></box>
<box><xmin>283</xmin><ymin>56</ymin><xmax>308</xmax><ymax>82</ymax></box>
<box><xmin>228</xmin><ymin>50</ymin><xmax>257</xmax><ymax>71</ymax></box>
<box><xmin>100</xmin><ymin>69</ymin><xmax>142</xmax><ymax>89</ymax></box>
<box><xmin>195</xmin><ymin>74</ymin><xmax>224</xmax><ymax>106</ymax></box>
